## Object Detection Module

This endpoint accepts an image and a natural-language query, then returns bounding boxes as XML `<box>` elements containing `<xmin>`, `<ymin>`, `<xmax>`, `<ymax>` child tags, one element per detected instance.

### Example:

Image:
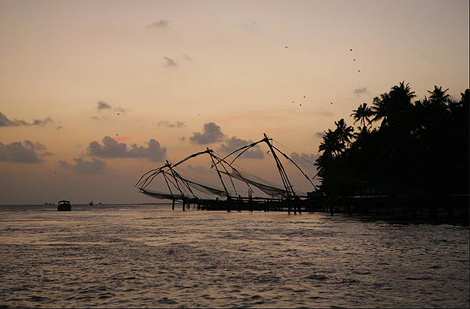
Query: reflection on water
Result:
<box><xmin>0</xmin><ymin>204</ymin><xmax>468</xmax><ymax>308</ymax></box>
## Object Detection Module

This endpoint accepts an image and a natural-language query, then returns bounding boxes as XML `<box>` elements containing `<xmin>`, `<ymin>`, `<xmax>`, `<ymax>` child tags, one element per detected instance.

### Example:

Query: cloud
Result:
<box><xmin>353</xmin><ymin>87</ymin><xmax>369</xmax><ymax>96</ymax></box>
<box><xmin>0</xmin><ymin>111</ymin><xmax>54</xmax><ymax>128</ymax></box>
<box><xmin>218</xmin><ymin>137</ymin><xmax>264</xmax><ymax>159</ymax></box>
<box><xmin>87</xmin><ymin>136</ymin><xmax>166</xmax><ymax>162</ymax></box>
<box><xmin>290</xmin><ymin>152</ymin><xmax>319</xmax><ymax>167</ymax></box>
<box><xmin>96</xmin><ymin>101</ymin><xmax>127</xmax><ymax>114</ymax></box>
<box><xmin>178</xmin><ymin>136</ymin><xmax>186</xmax><ymax>142</ymax></box>
<box><xmin>97</xmin><ymin>101</ymin><xmax>112</xmax><ymax>111</ymax></box>
<box><xmin>241</xmin><ymin>19</ymin><xmax>259</xmax><ymax>31</ymax></box>
<box><xmin>189</xmin><ymin>122</ymin><xmax>226</xmax><ymax>145</ymax></box>
<box><xmin>114</xmin><ymin>106</ymin><xmax>127</xmax><ymax>113</ymax></box>
<box><xmin>0</xmin><ymin>140</ymin><xmax>52</xmax><ymax>163</ymax></box>
<box><xmin>31</xmin><ymin>118</ymin><xmax>54</xmax><ymax>126</ymax></box>
<box><xmin>164</xmin><ymin>57</ymin><xmax>178</xmax><ymax>67</ymax></box>
<box><xmin>59</xmin><ymin>158</ymin><xmax>108</xmax><ymax>175</ymax></box>
<box><xmin>157</xmin><ymin>120</ymin><xmax>185</xmax><ymax>128</ymax></box>
<box><xmin>147</xmin><ymin>19</ymin><xmax>170</xmax><ymax>29</ymax></box>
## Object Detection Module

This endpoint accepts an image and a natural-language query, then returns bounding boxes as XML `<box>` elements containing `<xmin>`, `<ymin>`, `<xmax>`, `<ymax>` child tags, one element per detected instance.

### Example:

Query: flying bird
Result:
<box><xmin>350</xmin><ymin>48</ymin><xmax>353</xmax><ymax>51</ymax></box>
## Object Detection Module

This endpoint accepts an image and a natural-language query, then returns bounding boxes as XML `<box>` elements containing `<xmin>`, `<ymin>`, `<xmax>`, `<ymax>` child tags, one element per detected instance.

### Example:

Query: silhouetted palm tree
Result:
<box><xmin>371</xmin><ymin>92</ymin><xmax>391</xmax><ymax>127</ymax></box>
<box><xmin>351</xmin><ymin>103</ymin><xmax>373</xmax><ymax>128</ymax></box>
<box><xmin>428</xmin><ymin>86</ymin><xmax>450</xmax><ymax>105</ymax></box>
<box><xmin>318</xmin><ymin>129</ymin><xmax>342</xmax><ymax>158</ymax></box>
<box><xmin>334</xmin><ymin>118</ymin><xmax>354</xmax><ymax>148</ymax></box>
<box><xmin>371</xmin><ymin>81</ymin><xmax>415</xmax><ymax>130</ymax></box>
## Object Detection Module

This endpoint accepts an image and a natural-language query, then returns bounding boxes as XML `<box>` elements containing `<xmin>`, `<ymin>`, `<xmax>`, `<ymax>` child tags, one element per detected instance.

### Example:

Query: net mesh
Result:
<box><xmin>221</xmin><ymin>168</ymin><xmax>287</xmax><ymax>197</ymax></box>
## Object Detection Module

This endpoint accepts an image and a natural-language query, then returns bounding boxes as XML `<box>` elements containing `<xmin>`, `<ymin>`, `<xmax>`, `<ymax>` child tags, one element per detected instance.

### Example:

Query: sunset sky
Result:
<box><xmin>0</xmin><ymin>0</ymin><xmax>468</xmax><ymax>205</ymax></box>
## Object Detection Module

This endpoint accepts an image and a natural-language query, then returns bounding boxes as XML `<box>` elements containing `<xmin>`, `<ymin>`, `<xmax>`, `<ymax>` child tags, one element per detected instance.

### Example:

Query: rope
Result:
<box><xmin>273</xmin><ymin>138</ymin><xmax>317</xmax><ymax>167</ymax></box>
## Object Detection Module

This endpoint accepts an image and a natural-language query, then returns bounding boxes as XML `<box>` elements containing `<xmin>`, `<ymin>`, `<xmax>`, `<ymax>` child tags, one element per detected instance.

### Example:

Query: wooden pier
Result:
<box><xmin>178</xmin><ymin>196</ymin><xmax>315</xmax><ymax>214</ymax></box>
<box><xmin>175</xmin><ymin>194</ymin><xmax>469</xmax><ymax>224</ymax></box>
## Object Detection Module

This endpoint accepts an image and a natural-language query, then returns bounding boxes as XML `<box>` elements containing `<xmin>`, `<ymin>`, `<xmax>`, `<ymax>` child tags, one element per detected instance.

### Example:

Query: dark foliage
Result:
<box><xmin>315</xmin><ymin>82</ymin><xmax>469</xmax><ymax>197</ymax></box>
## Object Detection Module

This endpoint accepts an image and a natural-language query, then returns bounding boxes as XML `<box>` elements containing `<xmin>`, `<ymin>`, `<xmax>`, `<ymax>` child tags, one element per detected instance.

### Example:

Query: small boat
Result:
<box><xmin>89</xmin><ymin>201</ymin><xmax>94</xmax><ymax>206</ymax></box>
<box><xmin>57</xmin><ymin>200</ymin><xmax>71</xmax><ymax>211</ymax></box>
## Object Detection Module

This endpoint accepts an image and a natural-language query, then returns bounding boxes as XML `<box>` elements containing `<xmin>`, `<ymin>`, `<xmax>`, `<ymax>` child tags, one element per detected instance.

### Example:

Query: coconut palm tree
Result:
<box><xmin>371</xmin><ymin>81</ymin><xmax>415</xmax><ymax>130</ymax></box>
<box><xmin>351</xmin><ymin>103</ymin><xmax>373</xmax><ymax>129</ymax></box>
<box><xmin>318</xmin><ymin>129</ymin><xmax>342</xmax><ymax>158</ymax></box>
<box><xmin>371</xmin><ymin>92</ymin><xmax>391</xmax><ymax>127</ymax></box>
<box><xmin>428</xmin><ymin>86</ymin><xmax>450</xmax><ymax>105</ymax></box>
<box><xmin>334</xmin><ymin>118</ymin><xmax>354</xmax><ymax>149</ymax></box>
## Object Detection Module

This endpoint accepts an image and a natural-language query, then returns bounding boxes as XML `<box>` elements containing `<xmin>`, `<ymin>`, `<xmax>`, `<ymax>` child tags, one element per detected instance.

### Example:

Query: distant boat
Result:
<box><xmin>57</xmin><ymin>200</ymin><xmax>71</xmax><ymax>211</ymax></box>
<box><xmin>89</xmin><ymin>201</ymin><xmax>94</xmax><ymax>206</ymax></box>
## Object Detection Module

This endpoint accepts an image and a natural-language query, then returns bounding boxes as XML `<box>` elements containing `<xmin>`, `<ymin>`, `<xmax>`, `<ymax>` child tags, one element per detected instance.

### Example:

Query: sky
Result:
<box><xmin>0</xmin><ymin>0</ymin><xmax>468</xmax><ymax>205</ymax></box>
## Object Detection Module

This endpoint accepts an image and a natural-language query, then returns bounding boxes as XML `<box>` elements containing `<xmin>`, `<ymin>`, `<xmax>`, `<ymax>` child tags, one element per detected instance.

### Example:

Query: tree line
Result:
<box><xmin>315</xmin><ymin>82</ymin><xmax>469</xmax><ymax>198</ymax></box>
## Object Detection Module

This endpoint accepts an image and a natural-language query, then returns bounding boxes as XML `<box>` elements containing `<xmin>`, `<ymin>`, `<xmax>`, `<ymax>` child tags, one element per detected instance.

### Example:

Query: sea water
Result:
<box><xmin>0</xmin><ymin>204</ymin><xmax>468</xmax><ymax>308</ymax></box>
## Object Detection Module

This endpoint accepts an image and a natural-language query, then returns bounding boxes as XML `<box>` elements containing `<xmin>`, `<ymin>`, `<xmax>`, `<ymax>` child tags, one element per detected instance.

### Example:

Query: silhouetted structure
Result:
<box><xmin>136</xmin><ymin>134</ymin><xmax>318</xmax><ymax>214</ymax></box>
